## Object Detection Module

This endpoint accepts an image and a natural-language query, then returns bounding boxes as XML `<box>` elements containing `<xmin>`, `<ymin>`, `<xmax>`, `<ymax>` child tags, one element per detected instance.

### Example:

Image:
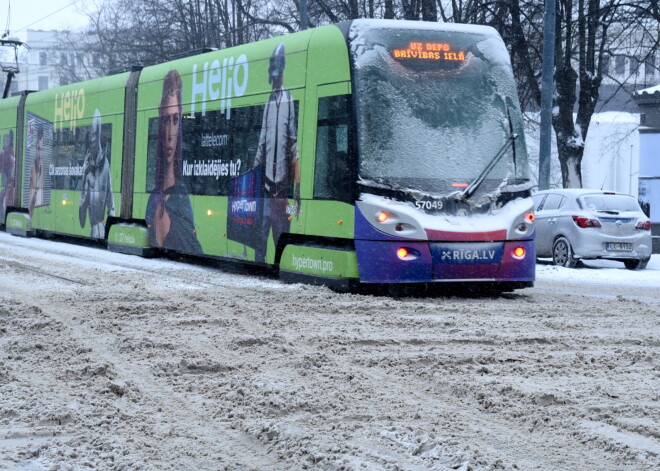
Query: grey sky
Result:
<box><xmin>2</xmin><ymin>0</ymin><xmax>88</xmax><ymax>39</ymax></box>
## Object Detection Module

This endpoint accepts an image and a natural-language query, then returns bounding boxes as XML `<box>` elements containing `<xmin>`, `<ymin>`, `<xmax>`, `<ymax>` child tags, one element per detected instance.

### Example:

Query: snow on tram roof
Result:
<box><xmin>348</xmin><ymin>19</ymin><xmax>498</xmax><ymax>36</ymax></box>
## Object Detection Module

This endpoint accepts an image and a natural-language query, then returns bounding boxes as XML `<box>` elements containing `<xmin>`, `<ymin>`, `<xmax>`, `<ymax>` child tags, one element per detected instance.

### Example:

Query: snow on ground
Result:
<box><xmin>536</xmin><ymin>254</ymin><xmax>660</xmax><ymax>288</ymax></box>
<box><xmin>0</xmin><ymin>232</ymin><xmax>659</xmax><ymax>471</ymax></box>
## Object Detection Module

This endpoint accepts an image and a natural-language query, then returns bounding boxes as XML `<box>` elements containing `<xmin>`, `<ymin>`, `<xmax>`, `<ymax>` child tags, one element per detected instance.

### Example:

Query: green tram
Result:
<box><xmin>0</xmin><ymin>20</ymin><xmax>536</xmax><ymax>291</ymax></box>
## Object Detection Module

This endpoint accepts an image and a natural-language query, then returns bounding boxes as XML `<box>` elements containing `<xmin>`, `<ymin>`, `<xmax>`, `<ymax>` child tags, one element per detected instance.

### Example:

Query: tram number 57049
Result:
<box><xmin>415</xmin><ymin>200</ymin><xmax>444</xmax><ymax>211</ymax></box>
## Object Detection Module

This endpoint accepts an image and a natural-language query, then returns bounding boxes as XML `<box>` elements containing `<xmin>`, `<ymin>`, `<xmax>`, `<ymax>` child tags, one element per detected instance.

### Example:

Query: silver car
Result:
<box><xmin>533</xmin><ymin>189</ymin><xmax>652</xmax><ymax>269</ymax></box>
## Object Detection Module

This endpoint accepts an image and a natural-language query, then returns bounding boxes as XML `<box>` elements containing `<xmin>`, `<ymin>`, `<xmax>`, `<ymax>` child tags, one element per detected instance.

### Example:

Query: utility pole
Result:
<box><xmin>1</xmin><ymin>38</ymin><xmax>29</xmax><ymax>99</ymax></box>
<box><xmin>538</xmin><ymin>0</ymin><xmax>556</xmax><ymax>190</ymax></box>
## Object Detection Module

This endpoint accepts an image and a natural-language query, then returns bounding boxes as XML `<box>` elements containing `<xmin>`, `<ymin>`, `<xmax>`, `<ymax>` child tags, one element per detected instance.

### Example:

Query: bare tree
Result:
<box><xmin>54</xmin><ymin>0</ymin><xmax>284</xmax><ymax>78</ymax></box>
<box><xmin>461</xmin><ymin>0</ymin><xmax>657</xmax><ymax>188</ymax></box>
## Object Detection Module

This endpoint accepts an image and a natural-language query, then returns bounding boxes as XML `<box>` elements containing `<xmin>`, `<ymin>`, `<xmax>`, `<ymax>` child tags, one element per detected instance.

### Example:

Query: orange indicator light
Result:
<box><xmin>62</xmin><ymin>200</ymin><xmax>67</xmax><ymax>205</ymax></box>
<box><xmin>207</xmin><ymin>209</ymin><xmax>213</xmax><ymax>216</ymax></box>
<box><xmin>525</xmin><ymin>212</ymin><xmax>535</xmax><ymax>223</ymax></box>
<box><xmin>512</xmin><ymin>246</ymin><xmax>526</xmax><ymax>259</ymax></box>
<box><xmin>376</xmin><ymin>211</ymin><xmax>389</xmax><ymax>223</ymax></box>
<box><xmin>397</xmin><ymin>247</ymin><xmax>409</xmax><ymax>259</ymax></box>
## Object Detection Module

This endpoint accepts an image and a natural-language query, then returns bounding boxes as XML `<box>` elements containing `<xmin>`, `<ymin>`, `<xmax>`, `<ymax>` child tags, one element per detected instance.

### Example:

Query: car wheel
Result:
<box><xmin>552</xmin><ymin>237</ymin><xmax>578</xmax><ymax>268</ymax></box>
<box><xmin>624</xmin><ymin>258</ymin><xmax>649</xmax><ymax>270</ymax></box>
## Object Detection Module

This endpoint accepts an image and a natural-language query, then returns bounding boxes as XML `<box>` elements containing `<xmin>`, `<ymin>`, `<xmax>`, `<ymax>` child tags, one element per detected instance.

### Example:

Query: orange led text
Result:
<box><xmin>392</xmin><ymin>42</ymin><xmax>466</xmax><ymax>61</ymax></box>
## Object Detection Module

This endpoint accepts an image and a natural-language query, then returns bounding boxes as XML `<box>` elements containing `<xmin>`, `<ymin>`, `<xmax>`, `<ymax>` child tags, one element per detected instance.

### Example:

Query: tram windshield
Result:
<box><xmin>349</xmin><ymin>22</ymin><xmax>531</xmax><ymax>203</ymax></box>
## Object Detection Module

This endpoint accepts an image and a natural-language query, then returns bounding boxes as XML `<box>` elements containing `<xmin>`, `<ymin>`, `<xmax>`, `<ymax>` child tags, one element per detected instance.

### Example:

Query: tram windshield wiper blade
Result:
<box><xmin>458</xmin><ymin>132</ymin><xmax>517</xmax><ymax>201</ymax></box>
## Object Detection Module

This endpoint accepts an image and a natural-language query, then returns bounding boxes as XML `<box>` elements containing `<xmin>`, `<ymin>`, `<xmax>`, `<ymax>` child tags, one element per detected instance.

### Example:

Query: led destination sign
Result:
<box><xmin>392</xmin><ymin>42</ymin><xmax>466</xmax><ymax>62</ymax></box>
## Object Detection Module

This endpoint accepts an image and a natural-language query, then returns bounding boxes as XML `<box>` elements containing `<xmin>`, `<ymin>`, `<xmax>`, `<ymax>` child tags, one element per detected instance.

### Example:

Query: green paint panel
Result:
<box><xmin>136</xmin><ymin>29</ymin><xmax>317</xmax><ymax>115</ymax></box>
<box><xmin>191</xmin><ymin>195</ymin><xmax>228</xmax><ymax>256</ymax></box>
<box><xmin>108</xmin><ymin>224</ymin><xmax>151</xmax><ymax>248</ymax></box>
<box><xmin>280</xmin><ymin>244</ymin><xmax>358</xmax><ymax>279</ymax></box>
<box><xmin>25</xmin><ymin>73</ymin><xmax>130</xmax><ymax>118</ymax></box>
<box><xmin>304</xmin><ymin>200</ymin><xmax>355</xmax><ymax>239</ymax></box>
<box><xmin>307</xmin><ymin>26</ymin><xmax>351</xmax><ymax>86</ymax></box>
<box><xmin>5</xmin><ymin>212</ymin><xmax>30</xmax><ymax>232</ymax></box>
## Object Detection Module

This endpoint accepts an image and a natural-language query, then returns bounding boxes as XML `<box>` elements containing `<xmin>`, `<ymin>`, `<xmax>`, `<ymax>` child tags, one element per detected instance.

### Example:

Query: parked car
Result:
<box><xmin>533</xmin><ymin>189</ymin><xmax>652</xmax><ymax>269</ymax></box>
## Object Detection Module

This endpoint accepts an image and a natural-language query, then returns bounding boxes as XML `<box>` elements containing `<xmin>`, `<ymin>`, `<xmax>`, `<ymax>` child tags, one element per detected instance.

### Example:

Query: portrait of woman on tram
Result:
<box><xmin>145</xmin><ymin>69</ymin><xmax>202</xmax><ymax>254</ymax></box>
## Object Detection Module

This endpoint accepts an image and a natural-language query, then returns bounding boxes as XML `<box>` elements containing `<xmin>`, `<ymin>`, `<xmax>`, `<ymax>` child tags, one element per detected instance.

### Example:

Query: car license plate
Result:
<box><xmin>606</xmin><ymin>242</ymin><xmax>632</xmax><ymax>251</ymax></box>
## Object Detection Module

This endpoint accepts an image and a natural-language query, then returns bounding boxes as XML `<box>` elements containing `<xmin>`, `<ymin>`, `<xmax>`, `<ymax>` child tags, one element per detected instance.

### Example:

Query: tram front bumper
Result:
<box><xmin>354</xmin><ymin>239</ymin><xmax>535</xmax><ymax>284</ymax></box>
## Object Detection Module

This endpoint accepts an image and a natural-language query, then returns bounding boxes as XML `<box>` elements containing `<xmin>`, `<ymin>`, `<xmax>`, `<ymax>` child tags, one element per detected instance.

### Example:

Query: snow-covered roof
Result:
<box><xmin>535</xmin><ymin>188</ymin><xmax>633</xmax><ymax>197</ymax></box>
<box><xmin>633</xmin><ymin>84</ymin><xmax>660</xmax><ymax>99</ymax></box>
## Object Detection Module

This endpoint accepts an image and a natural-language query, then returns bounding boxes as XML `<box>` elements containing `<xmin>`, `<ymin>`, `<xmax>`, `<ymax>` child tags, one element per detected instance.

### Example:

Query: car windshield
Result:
<box><xmin>582</xmin><ymin>195</ymin><xmax>641</xmax><ymax>213</ymax></box>
<box><xmin>349</xmin><ymin>21</ymin><xmax>531</xmax><ymax>201</ymax></box>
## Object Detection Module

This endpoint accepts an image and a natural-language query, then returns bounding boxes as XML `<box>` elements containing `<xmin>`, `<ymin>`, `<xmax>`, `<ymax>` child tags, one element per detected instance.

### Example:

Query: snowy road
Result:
<box><xmin>0</xmin><ymin>232</ymin><xmax>658</xmax><ymax>470</ymax></box>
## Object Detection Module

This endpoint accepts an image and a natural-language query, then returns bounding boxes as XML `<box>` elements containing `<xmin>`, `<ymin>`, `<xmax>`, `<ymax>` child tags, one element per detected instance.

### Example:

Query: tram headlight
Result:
<box><xmin>511</xmin><ymin>246</ymin><xmax>526</xmax><ymax>260</ymax></box>
<box><xmin>516</xmin><ymin>212</ymin><xmax>535</xmax><ymax>234</ymax></box>
<box><xmin>396</xmin><ymin>247</ymin><xmax>419</xmax><ymax>261</ymax></box>
<box><xmin>376</xmin><ymin>211</ymin><xmax>390</xmax><ymax>223</ymax></box>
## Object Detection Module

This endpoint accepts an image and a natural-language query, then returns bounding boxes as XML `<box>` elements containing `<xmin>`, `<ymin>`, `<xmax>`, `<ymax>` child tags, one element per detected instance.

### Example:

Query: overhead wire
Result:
<box><xmin>11</xmin><ymin>0</ymin><xmax>80</xmax><ymax>34</ymax></box>
<box><xmin>3</xmin><ymin>1</ymin><xmax>10</xmax><ymax>38</ymax></box>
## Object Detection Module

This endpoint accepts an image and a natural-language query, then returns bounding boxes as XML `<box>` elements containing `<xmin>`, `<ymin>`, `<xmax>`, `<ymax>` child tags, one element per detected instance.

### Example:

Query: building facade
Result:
<box><xmin>1</xmin><ymin>29</ymin><xmax>90</xmax><ymax>96</ymax></box>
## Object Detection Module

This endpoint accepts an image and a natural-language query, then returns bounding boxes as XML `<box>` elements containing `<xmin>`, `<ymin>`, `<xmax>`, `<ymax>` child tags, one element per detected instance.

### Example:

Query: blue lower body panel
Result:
<box><xmin>355</xmin><ymin>239</ymin><xmax>535</xmax><ymax>284</ymax></box>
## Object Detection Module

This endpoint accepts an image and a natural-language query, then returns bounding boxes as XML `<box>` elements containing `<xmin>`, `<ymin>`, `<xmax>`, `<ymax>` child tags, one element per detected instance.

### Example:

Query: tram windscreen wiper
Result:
<box><xmin>458</xmin><ymin>131</ymin><xmax>518</xmax><ymax>201</ymax></box>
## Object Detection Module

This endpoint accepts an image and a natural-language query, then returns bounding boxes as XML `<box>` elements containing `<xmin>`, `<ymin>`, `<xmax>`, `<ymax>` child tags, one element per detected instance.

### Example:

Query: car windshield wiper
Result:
<box><xmin>597</xmin><ymin>209</ymin><xmax>619</xmax><ymax>215</ymax></box>
<box><xmin>458</xmin><ymin>131</ymin><xmax>518</xmax><ymax>201</ymax></box>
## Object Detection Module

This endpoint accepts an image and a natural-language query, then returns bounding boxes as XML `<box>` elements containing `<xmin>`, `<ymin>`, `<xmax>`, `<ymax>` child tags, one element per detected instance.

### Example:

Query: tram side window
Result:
<box><xmin>314</xmin><ymin>95</ymin><xmax>352</xmax><ymax>201</ymax></box>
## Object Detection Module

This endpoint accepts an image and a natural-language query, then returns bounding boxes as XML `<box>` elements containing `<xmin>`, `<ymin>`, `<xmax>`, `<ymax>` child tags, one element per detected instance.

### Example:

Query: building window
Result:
<box><xmin>39</xmin><ymin>52</ymin><xmax>47</xmax><ymax>65</ymax></box>
<box><xmin>601</xmin><ymin>54</ymin><xmax>610</xmax><ymax>75</ymax></box>
<box><xmin>38</xmin><ymin>76</ymin><xmax>49</xmax><ymax>90</ymax></box>
<box><xmin>629</xmin><ymin>57</ymin><xmax>640</xmax><ymax>76</ymax></box>
<box><xmin>60</xmin><ymin>53</ymin><xmax>68</xmax><ymax>65</ymax></box>
<box><xmin>645</xmin><ymin>55</ymin><xmax>656</xmax><ymax>79</ymax></box>
<box><xmin>614</xmin><ymin>56</ymin><xmax>626</xmax><ymax>76</ymax></box>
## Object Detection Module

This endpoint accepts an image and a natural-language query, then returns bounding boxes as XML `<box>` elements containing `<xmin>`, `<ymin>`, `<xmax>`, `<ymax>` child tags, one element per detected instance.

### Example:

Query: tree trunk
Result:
<box><xmin>421</xmin><ymin>0</ymin><xmax>438</xmax><ymax>21</ymax></box>
<box><xmin>553</xmin><ymin>58</ymin><xmax>583</xmax><ymax>188</ymax></box>
<box><xmin>384</xmin><ymin>0</ymin><xmax>394</xmax><ymax>19</ymax></box>
<box><xmin>557</xmin><ymin>147</ymin><xmax>583</xmax><ymax>189</ymax></box>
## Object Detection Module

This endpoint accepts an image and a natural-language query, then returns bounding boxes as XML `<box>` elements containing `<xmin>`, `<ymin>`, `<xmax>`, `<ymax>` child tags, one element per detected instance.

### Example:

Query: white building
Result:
<box><xmin>1</xmin><ymin>29</ymin><xmax>90</xmax><ymax>95</ymax></box>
